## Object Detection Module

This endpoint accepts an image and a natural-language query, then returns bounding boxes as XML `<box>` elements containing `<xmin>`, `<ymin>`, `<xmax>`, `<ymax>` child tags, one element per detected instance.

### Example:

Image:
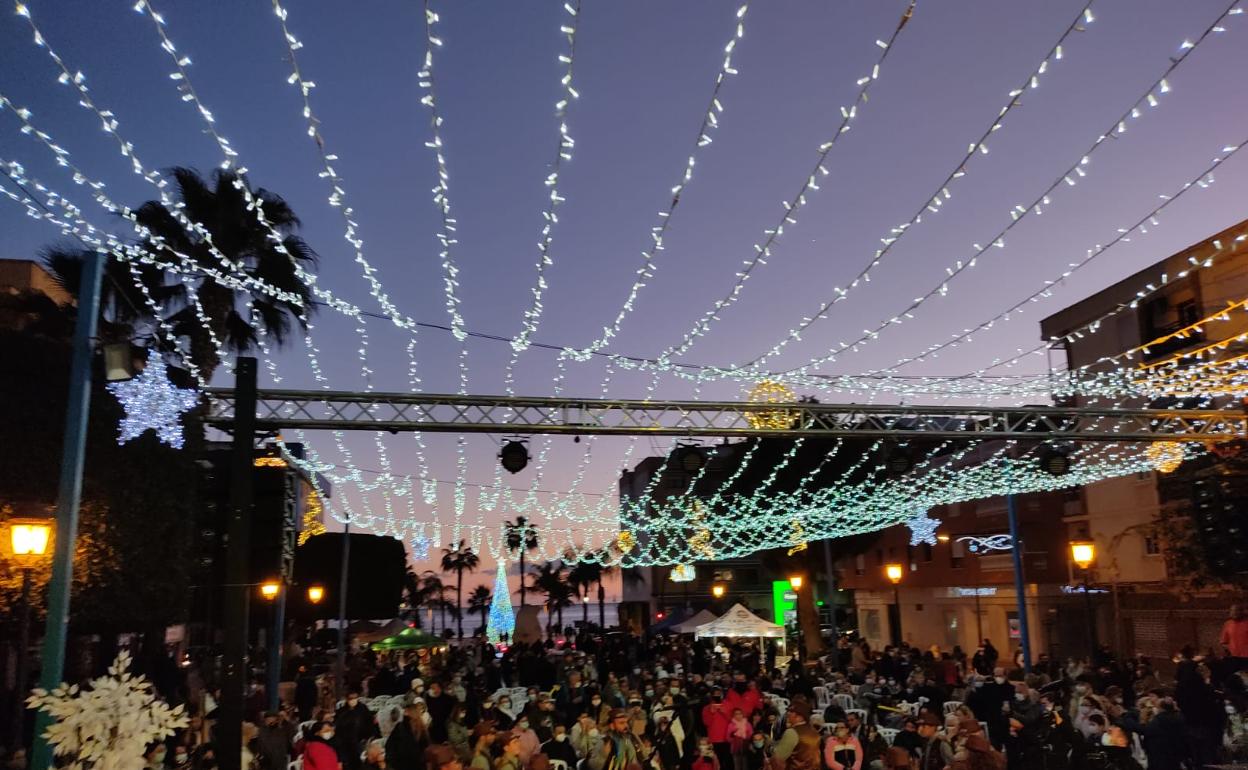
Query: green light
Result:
<box><xmin>816</xmin><ymin>600</ymin><xmax>824</xmax><ymax>606</ymax></box>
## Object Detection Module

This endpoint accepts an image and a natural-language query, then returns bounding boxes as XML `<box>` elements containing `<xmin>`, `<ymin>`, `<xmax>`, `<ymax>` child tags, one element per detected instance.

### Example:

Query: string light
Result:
<box><xmin>905</xmin><ymin>510</ymin><xmax>941</xmax><ymax>546</ymax></box>
<box><xmin>485</xmin><ymin>562</ymin><xmax>515</xmax><ymax>643</ymax></box>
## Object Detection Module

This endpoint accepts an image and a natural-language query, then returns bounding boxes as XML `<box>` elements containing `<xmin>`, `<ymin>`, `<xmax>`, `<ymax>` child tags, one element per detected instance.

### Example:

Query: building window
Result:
<box><xmin>855</xmin><ymin>554</ymin><xmax>866</xmax><ymax>576</ymax></box>
<box><xmin>1144</xmin><ymin>535</ymin><xmax>1162</xmax><ymax>555</ymax></box>
<box><xmin>864</xmin><ymin>609</ymin><xmax>881</xmax><ymax>640</ymax></box>
<box><xmin>876</xmin><ymin>549</ymin><xmax>884</xmax><ymax>565</ymax></box>
<box><xmin>923</xmin><ymin>543</ymin><xmax>933</xmax><ymax>562</ymax></box>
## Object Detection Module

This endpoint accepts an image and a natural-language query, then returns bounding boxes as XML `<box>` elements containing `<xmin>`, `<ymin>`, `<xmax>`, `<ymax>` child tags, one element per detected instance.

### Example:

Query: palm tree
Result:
<box><xmin>440</xmin><ymin>540</ymin><xmax>480</xmax><ymax>638</ymax></box>
<box><xmin>44</xmin><ymin>167</ymin><xmax>318</xmax><ymax>378</ymax></box>
<box><xmin>467</xmin><ymin>585</ymin><xmax>492</xmax><ymax>636</ymax></box>
<box><xmin>419</xmin><ymin>571</ymin><xmax>448</xmax><ymax>635</ymax></box>
<box><xmin>530</xmin><ymin>561</ymin><xmax>572</xmax><ymax>635</ymax></box>
<box><xmin>566</xmin><ymin>558</ymin><xmax>602</xmax><ymax>626</ymax></box>
<box><xmin>504</xmin><ymin>517</ymin><xmax>539</xmax><ymax>607</ymax></box>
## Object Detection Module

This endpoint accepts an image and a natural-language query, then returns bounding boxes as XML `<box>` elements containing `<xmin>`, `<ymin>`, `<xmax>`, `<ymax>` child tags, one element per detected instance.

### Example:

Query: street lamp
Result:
<box><xmin>9</xmin><ymin>519</ymin><xmax>51</xmax><ymax>746</ymax></box>
<box><xmin>260</xmin><ymin>580</ymin><xmax>281</xmax><ymax>600</ymax></box>
<box><xmin>788</xmin><ymin>574</ymin><xmax>805</xmax><ymax>659</ymax></box>
<box><xmin>307</xmin><ymin>585</ymin><xmax>325</xmax><ymax>604</ymax></box>
<box><xmin>1069</xmin><ymin>541</ymin><xmax>1098</xmax><ymax>656</ymax></box>
<box><xmin>712</xmin><ymin>583</ymin><xmax>726</xmax><ymax>599</ymax></box>
<box><xmin>885</xmin><ymin>563</ymin><xmax>904</xmax><ymax>646</ymax></box>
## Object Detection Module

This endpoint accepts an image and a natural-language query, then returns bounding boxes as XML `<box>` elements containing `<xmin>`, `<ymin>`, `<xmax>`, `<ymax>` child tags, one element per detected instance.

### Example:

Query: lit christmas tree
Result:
<box><xmin>485</xmin><ymin>561</ymin><xmax>514</xmax><ymax>644</ymax></box>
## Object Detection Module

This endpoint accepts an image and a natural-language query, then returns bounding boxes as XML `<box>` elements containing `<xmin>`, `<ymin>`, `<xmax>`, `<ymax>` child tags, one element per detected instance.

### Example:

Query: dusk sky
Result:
<box><xmin>3</xmin><ymin>1</ymin><xmax>1247</xmax><ymax>593</ymax></box>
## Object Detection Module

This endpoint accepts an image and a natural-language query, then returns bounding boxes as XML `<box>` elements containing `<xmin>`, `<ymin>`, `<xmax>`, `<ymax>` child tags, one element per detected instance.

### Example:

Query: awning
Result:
<box><xmin>694</xmin><ymin>603</ymin><xmax>784</xmax><ymax>639</ymax></box>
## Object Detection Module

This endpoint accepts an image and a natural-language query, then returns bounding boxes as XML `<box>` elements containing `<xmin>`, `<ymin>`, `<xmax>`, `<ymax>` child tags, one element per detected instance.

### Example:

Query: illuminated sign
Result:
<box><xmin>772</xmin><ymin>581</ymin><xmax>797</xmax><ymax>626</ymax></box>
<box><xmin>957</xmin><ymin>534</ymin><xmax>1013</xmax><ymax>553</ymax></box>
<box><xmin>1061</xmin><ymin>584</ymin><xmax>1108</xmax><ymax>594</ymax></box>
<box><xmin>947</xmin><ymin>587</ymin><xmax>997</xmax><ymax>597</ymax></box>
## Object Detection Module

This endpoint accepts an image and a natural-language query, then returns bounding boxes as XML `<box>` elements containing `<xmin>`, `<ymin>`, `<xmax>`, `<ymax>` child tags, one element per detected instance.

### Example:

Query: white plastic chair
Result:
<box><xmin>833</xmin><ymin>693</ymin><xmax>855</xmax><ymax>712</ymax></box>
<box><xmin>768</xmin><ymin>695</ymin><xmax>790</xmax><ymax>719</ymax></box>
<box><xmin>813</xmin><ymin>686</ymin><xmax>830</xmax><ymax>710</ymax></box>
<box><xmin>877</xmin><ymin>728</ymin><xmax>899</xmax><ymax>746</ymax></box>
<box><xmin>896</xmin><ymin>702</ymin><xmax>919</xmax><ymax>716</ymax></box>
<box><xmin>942</xmin><ymin>701</ymin><xmax>964</xmax><ymax>716</ymax></box>
<box><xmin>549</xmin><ymin>761</ymin><xmax>569</xmax><ymax>770</ymax></box>
<box><xmin>287</xmin><ymin>759</ymin><xmax>303</xmax><ymax>770</ymax></box>
<box><xmin>293</xmin><ymin>721</ymin><xmax>318</xmax><ymax>746</ymax></box>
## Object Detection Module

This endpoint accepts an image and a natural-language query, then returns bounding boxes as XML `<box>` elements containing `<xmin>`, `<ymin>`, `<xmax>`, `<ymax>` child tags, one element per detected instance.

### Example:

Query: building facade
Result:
<box><xmin>834</xmin><ymin>463</ymin><xmax>1101</xmax><ymax>659</ymax></box>
<box><xmin>1039</xmin><ymin>216</ymin><xmax>1248</xmax><ymax>658</ymax></box>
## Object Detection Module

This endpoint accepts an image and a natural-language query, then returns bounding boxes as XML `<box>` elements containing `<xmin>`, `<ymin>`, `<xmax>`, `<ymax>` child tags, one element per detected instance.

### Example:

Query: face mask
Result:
<box><xmin>1101</xmin><ymin>733</ymin><xmax>1113</xmax><ymax>747</ymax></box>
<box><xmin>1043</xmin><ymin>704</ymin><xmax>1054</xmax><ymax>713</ymax></box>
<box><xmin>518</xmin><ymin>721</ymin><xmax>529</xmax><ymax>730</ymax></box>
<box><xmin>995</xmin><ymin>677</ymin><xmax>1006</xmax><ymax>685</ymax></box>
<box><xmin>322</xmin><ymin>731</ymin><xmax>335</xmax><ymax>740</ymax></box>
<box><xmin>645</xmin><ymin>690</ymin><xmax>654</xmax><ymax>698</ymax></box>
<box><xmin>592</xmin><ymin>700</ymin><xmax>601</xmax><ymax>707</ymax></box>
<box><xmin>752</xmin><ymin>740</ymin><xmax>764</xmax><ymax>748</ymax></box>
<box><xmin>734</xmin><ymin>683</ymin><xmax>747</xmax><ymax>693</ymax></box>
<box><xmin>175</xmin><ymin>754</ymin><xmax>188</xmax><ymax>765</ymax></box>
<box><xmin>555</xmin><ymin>734</ymin><xmax>567</xmax><ymax>742</ymax></box>
<box><xmin>500</xmin><ymin>703</ymin><xmax>510</xmax><ymax>710</ymax></box>
<box><xmin>154</xmin><ymin>750</ymin><xmax>167</xmax><ymax>764</ymax></box>
<box><xmin>1015</xmin><ymin>693</ymin><xmax>1026</xmax><ymax>702</ymax></box>
<box><xmin>700</xmin><ymin>748</ymin><xmax>713</xmax><ymax>757</ymax></box>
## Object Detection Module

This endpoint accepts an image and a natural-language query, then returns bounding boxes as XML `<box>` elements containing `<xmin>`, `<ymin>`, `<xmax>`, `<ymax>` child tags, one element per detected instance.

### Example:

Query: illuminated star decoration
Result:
<box><xmin>106</xmin><ymin>350</ymin><xmax>199</xmax><ymax>449</ymax></box>
<box><xmin>906</xmin><ymin>510</ymin><xmax>941</xmax><ymax>546</ymax></box>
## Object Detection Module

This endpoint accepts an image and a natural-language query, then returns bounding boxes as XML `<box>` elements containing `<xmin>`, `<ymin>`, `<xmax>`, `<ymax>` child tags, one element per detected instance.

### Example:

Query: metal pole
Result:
<box><xmin>335</xmin><ymin>523</ymin><xmax>351</xmax><ymax>698</ymax></box>
<box><xmin>31</xmin><ymin>249</ymin><xmax>105</xmax><ymax>770</ymax></box>
<box><xmin>10</xmin><ymin>569</ymin><xmax>33</xmax><ymax>750</ymax></box>
<box><xmin>266</xmin><ymin>582</ymin><xmax>286</xmax><ymax>712</ymax></box>
<box><xmin>1006</xmin><ymin>494</ymin><xmax>1032</xmax><ymax>673</ymax></box>
<box><xmin>975</xmin><ymin>589</ymin><xmax>983</xmax><ymax>647</ymax></box>
<box><xmin>1084</xmin><ymin>572</ymin><xmax>1097</xmax><ymax>660</ymax></box>
<box><xmin>219</xmin><ymin>358</ymin><xmax>258</xmax><ymax>770</ymax></box>
<box><xmin>893</xmin><ymin>585</ymin><xmax>902</xmax><ymax>646</ymax></box>
<box><xmin>821</xmin><ymin>538</ymin><xmax>838</xmax><ymax>642</ymax></box>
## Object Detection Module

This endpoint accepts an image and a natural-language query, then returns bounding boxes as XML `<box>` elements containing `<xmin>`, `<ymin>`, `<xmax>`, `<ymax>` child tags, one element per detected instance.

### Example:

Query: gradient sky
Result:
<box><xmin>3</xmin><ymin>1</ymin><xmax>1247</xmax><ymax>594</ymax></box>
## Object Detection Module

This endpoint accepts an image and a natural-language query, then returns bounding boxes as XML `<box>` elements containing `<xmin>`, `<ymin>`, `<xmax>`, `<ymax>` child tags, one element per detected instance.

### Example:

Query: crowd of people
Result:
<box><xmin>134</xmin><ymin>603</ymin><xmax>1248</xmax><ymax>770</ymax></box>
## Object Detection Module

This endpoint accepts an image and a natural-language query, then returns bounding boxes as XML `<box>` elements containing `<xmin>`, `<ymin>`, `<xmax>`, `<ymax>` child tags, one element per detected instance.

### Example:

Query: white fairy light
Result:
<box><xmin>107</xmin><ymin>350</ymin><xmax>200</xmax><ymax>449</ymax></box>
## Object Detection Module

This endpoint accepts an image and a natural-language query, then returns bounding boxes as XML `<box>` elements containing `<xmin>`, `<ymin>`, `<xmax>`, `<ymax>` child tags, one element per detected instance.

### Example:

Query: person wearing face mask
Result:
<box><xmin>690</xmin><ymin>739</ymin><xmax>720</xmax><ymax>770</ymax></box>
<box><xmin>256</xmin><ymin>711</ymin><xmax>294</xmax><ymax>770</ymax></box>
<box><xmin>386</xmin><ymin>703</ymin><xmax>431</xmax><ymax>770</ymax></box>
<box><xmin>302</xmin><ymin>721</ymin><xmax>341</xmax><ymax>770</ymax></box>
<box><xmin>512</xmin><ymin>715</ymin><xmax>541</xmax><ymax>765</ymax></box>
<box><xmin>571</xmin><ymin>714</ymin><xmax>601</xmax><ymax>759</ymax></box>
<box><xmin>335</xmin><ymin>691</ymin><xmax>379</xmax><ymax>770</ymax></box>
<box><xmin>823</xmin><ymin>723</ymin><xmax>863</xmax><ymax>770</ymax></box>
<box><xmin>170</xmin><ymin>746</ymin><xmax>192</xmax><ymax>770</ymax></box>
<box><xmin>469</xmin><ymin>723</ymin><xmax>495</xmax><ymax>770</ymax></box>
<box><xmin>542</xmin><ymin>724</ymin><xmax>579</xmax><ymax>768</ymax></box>
<box><xmin>1120</xmin><ymin>696</ymin><xmax>1187</xmax><ymax>770</ymax></box>
<box><xmin>973</xmin><ymin>668</ymin><xmax>1013</xmax><ymax>750</ymax></box>
<box><xmin>423</xmin><ymin>682</ymin><xmax>454</xmax><ymax>743</ymax></box>
<box><xmin>490</xmin><ymin>699</ymin><xmax>515</xmax><ymax>731</ymax></box>
<box><xmin>144</xmin><ymin>741</ymin><xmax>169</xmax><ymax>770</ymax></box>
<box><xmin>701</xmin><ymin>688</ymin><xmax>733</xmax><ymax>770</ymax></box>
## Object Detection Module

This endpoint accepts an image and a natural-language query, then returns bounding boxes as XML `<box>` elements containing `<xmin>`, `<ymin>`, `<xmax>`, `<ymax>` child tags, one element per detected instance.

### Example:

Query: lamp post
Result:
<box><xmin>711</xmin><ymin>583</ymin><xmax>726</xmax><ymax>601</ymax></box>
<box><xmin>259</xmin><ymin>581</ymin><xmax>283</xmax><ymax>711</ymax></box>
<box><xmin>307</xmin><ymin>585</ymin><xmax>325</xmax><ymax>605</ymax></box>
<box><xmin>8</xmin><ymin>520</ymin><xmax>51</xmax><ymax>749</ymax></box>
<box><xmin>1070</xmin><ymin>541</ymin><xmax>1097</xmax><ymax>658</ymax></box>
<box><xmin>788</xmin><ymin>574</ymin><xmax>804</xmax><ymax>660</ymax></box>
<box><xmin>885</xmin><ymin>563</ymin><xmax>904</xmax><ymax>646</ymax></box>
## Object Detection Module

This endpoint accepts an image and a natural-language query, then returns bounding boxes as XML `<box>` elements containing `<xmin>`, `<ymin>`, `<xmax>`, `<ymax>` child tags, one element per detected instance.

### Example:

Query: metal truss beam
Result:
<box><xmin>201</xmin><ymin>389</ymin><xmax>1246</xmax><ymax>442</ymax></box>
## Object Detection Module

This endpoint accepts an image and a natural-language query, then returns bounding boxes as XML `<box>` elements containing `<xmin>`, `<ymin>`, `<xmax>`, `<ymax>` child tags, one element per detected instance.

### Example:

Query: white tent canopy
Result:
<box><xmin>672</xmin><ymin>609</ymin><xmax>719</xmax><ymax>634</ymax></box>
<box><xmin>694</xmin><ymin>603</ymin><xmax>784</xmax><ymax>639</ymax></box>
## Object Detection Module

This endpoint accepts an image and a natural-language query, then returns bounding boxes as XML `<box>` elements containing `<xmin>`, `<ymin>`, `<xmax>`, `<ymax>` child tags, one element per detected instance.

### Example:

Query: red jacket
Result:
<box><xmin>303</xmin><ymin>739</ymin><xmax>339</xmax><ymax>770</ymax></box>
<box><xmin>702</xmin><ymin>701</ymin><xmax>732</xmax><ymax>743</ymax></box>
<box><xmin>724</xmin><ymin>687</ymin><xmax>763</xmax><ymax>719</ymax></box>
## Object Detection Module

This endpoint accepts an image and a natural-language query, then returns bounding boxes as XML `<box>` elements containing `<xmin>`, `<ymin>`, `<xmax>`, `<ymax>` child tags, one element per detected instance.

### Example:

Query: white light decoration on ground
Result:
<box><xmin>905</xmin><ymin>510</ymin><xmax>941</xmax><ymax>546</ymax></box>
<box><xmin>957</xmin><ymin>534</ymin><xmax>1013</xmax><ymax>553</ymax></box>
<box><xmin>107</xmin><ymin>350</ymin><xmax>199</xmax><ymax>449</ymax></box>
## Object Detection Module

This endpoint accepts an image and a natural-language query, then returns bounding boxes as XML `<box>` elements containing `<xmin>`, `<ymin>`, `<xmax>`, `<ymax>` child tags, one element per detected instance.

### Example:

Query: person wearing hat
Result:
<box><xmin>493</xmin><ymin>731</ymin><xmax>525</xmax><ymax>770</ymax></box>
<box><xmin>469</xmin><ymin>723</ymin><xmax>495</xmax><ymax>770</ymax></box>
<box><xmin>916</xmin><ymin>713</ymin><xmax>952</xmax><ymax>770</ymax></box>
<box><xmin>770</xmin><ymin>700</ymin><xmax>815</xmax><ymax>765</ymax></box>
<box><xmin>587</xmin><ymin>709</ymin><xmax>639</xmax><ymax>770</ymax></box>
<box><xmin>387</xmin><ymin>703</ymin><xmax>432</xmax><ymax>770</ymax></box>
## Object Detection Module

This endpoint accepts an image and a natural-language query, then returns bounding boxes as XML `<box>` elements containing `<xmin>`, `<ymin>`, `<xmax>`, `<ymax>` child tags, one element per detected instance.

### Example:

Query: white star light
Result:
<box><xmin>107</xmin><ymin>350</ymin><xmax>199</xmax><ymax>449</ymax></box>
<box><xmin>906</xmin><ymin>510</ymin><xmax>941</xmax><ymax>546</ymax></box>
